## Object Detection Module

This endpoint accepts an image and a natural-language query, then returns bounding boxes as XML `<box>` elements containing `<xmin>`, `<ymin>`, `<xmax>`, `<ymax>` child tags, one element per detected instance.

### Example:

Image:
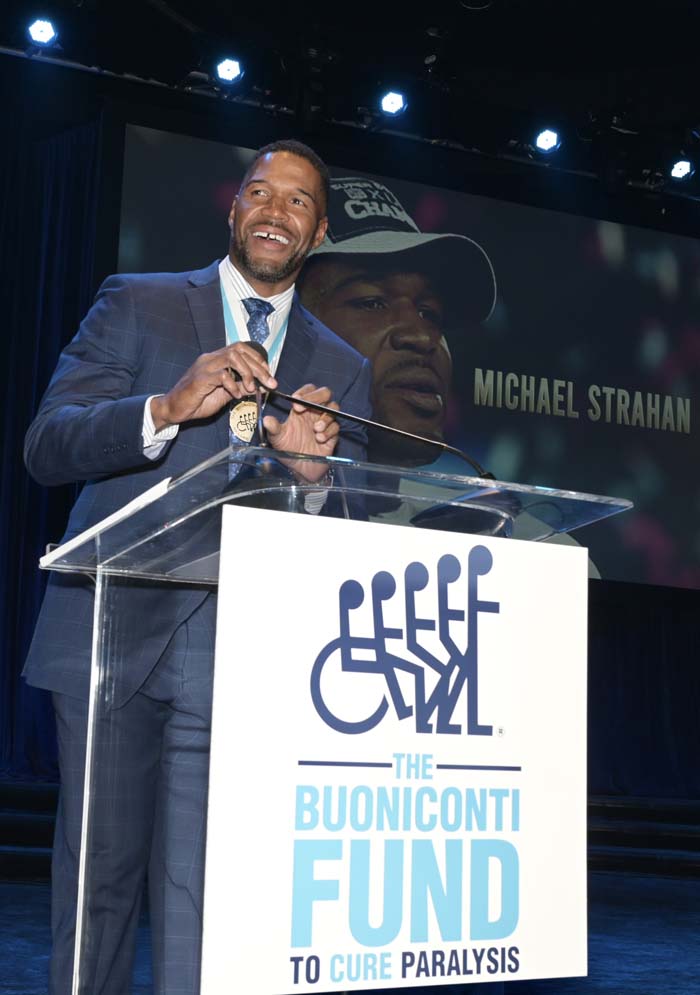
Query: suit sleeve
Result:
<box><xmin>24</xmin><ymin>275</ymin><xmax>156</xmax><ymax>486</ymax></box>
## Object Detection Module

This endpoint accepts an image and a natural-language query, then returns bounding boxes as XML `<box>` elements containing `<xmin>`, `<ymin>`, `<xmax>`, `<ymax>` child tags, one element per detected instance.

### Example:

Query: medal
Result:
<box><xmin>229</xmin><ymin>399</ymin><xmax>258</xmax><ymax>443</ymax></box>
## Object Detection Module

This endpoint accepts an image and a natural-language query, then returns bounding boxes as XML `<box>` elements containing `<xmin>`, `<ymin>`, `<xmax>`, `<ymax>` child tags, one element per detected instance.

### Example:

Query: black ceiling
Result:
<box><xmin>4</xmin><ymin>0</ymin><xmax>700</xmax><ymax>200</ymax></box>
<box><xmin>2</xmin><ymin>0</ymin><xmax>700</xmax><ymax>120</ymax></box>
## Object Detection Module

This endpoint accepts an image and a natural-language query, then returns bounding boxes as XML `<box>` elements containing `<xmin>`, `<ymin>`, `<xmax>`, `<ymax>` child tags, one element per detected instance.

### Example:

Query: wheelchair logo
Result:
<box><xmin>310</xmin><ymin>546</ymin><xmax>498</xmax><ymax>736</ymax></box>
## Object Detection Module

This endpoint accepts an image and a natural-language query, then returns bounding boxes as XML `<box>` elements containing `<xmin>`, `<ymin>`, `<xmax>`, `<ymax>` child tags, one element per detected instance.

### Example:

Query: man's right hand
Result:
<box><xmin>150</xmin><ymin>342</ymin><xmax>277</xmax><ymax>431</ymax></box>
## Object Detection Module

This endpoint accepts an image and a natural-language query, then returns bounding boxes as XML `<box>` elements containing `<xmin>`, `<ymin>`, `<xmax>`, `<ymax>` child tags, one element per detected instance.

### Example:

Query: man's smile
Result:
<box><xmin>250</xmin><ymin>227</ymin><xmax>291</xmax><ymax>246</ymax></box>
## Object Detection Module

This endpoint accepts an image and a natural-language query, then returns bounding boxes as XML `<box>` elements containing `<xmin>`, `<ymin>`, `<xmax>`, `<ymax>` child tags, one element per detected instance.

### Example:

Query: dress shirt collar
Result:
<box><xmin>222</xmin><ymin>255</ymin><xmax>295</xmax><ymax>321</ymax></box>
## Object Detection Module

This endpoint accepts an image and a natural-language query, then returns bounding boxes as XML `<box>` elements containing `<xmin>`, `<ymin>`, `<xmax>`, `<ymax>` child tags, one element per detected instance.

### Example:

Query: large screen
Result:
<box><xmin>119</xmin><ymin>124</ymin><xmax>700</xmax><ymax>588</ymax></box>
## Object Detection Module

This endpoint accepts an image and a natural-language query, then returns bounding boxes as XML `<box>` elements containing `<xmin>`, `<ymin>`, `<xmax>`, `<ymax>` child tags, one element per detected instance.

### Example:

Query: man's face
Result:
<box><xmin>299</xmin><ymin>258</ymin><xmax>452</xmax><ymax>443</ymax></box>
<box><xmin>229</xmin><ymin>152</ymin><xmax>328</xmax><ymax>294</ymax></box>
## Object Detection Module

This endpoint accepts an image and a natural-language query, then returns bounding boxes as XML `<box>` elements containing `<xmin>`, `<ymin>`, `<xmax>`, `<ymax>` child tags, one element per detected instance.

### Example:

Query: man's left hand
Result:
<box><xmin>263</xmin><ymin>384</ymin><xmax>339</xmax><ymax>483</ymax></box>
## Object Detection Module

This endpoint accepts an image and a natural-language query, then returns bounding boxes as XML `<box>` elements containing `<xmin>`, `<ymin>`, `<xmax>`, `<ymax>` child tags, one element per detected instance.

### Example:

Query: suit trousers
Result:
<box><xmin>50</xmin><ymin>593</ymin><xmax>217</xmax><ymax>995</ymax></box>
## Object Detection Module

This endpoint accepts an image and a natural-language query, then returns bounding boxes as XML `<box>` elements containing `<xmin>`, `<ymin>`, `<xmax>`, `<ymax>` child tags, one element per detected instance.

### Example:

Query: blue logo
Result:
<box><xmin>310</xmin><ymin>546</ymin><xmax>498</xmax><ymax>736</ymax></box>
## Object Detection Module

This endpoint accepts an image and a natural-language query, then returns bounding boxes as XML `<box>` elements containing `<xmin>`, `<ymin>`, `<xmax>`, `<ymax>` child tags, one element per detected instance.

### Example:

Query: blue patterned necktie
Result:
<box><xmin>242</xmin><ymin>297</ymin><xmax>274</xmax><ymax>345</ymax></box>
<box><xmin>229</xmin><ymin>297</ymin><xmax>275</xmax><ymax>479</ymax></box>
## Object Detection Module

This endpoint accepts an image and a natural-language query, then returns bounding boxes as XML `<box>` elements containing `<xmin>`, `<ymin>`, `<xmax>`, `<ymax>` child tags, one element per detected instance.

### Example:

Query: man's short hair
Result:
<box><xmin>241</xmin><ymin>139</ymin><xmax>330</xmax><ymax>214</ymax></box>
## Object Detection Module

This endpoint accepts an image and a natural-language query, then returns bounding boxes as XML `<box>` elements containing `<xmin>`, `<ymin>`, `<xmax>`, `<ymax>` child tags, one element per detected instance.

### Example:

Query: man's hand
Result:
<box><xmin>150</xmin><ymin>343</ymin><xmax>277</xmax><ymax>431</ymax></box>
<box><xmin>264</xmin><ymin>384</ymin><xmax>339</xmax><ymax>483</ymax></box>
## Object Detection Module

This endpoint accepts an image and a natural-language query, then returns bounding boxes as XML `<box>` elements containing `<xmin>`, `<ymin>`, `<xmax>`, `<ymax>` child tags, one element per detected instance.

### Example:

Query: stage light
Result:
<box><xmin>380</xmin><ymin>90</ymin><xmax>407</xmax><ymax>116</ymax></box>
<box><xmin>215</xmin><ymin>58</ymin><xmax>243</xmax><ymax>84</ymax></box>
<box><xmin>670</xmin><ymin>158</ymin><xmax>694</xmax><ymax>180</ymax></box>
<box><xmin>534</xmin><ymin>128</ymin><xmax>561</xmax><ymax>153</ymax></box>
<box><xmin>27</xmin><ymin>18</ymin><xmax>58</xmax><ymax>47</ymax></box>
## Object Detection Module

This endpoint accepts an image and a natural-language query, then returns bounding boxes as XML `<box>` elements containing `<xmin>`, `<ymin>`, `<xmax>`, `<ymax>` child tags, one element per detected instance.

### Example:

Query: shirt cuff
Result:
<box><xmin>142</xmin><ymin>395</ymin><xmax>179</xmax><ymax>459</ymax></box>
<box><xmin>303</xmin><ymin>469</ymin><xmax>334</xmax><ymax>515</ymax></box>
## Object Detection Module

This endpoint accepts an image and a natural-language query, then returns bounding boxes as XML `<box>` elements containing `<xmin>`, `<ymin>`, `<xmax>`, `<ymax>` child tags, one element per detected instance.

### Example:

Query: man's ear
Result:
<box><xmin>311</xmin><ymin>216</ymin><xmax>328</xmax><ymax>249</ymax></box>
<box><xmin>228</xmin><ymin>198</ymin><xmax>237</xmax><ymax>230</ymax></box>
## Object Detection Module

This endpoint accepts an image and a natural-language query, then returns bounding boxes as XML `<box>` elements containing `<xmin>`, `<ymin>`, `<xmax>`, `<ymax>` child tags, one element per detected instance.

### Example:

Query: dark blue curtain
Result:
<box><xmin>0</xmin><ymin>118</ymin><xmax>100</xmax><ymax>777</ymax></box>
<box><xmin>588</xmin><ymin>580</ymin><xmax>700</xmax><ymax>798</ymax></box>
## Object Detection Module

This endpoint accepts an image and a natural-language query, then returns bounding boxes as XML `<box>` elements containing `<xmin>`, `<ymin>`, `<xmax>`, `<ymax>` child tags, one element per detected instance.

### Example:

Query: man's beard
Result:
<box><xmin>231</xmin><ymin>231</ymin><xmax>309</xmax><ymax>284</ymax></box>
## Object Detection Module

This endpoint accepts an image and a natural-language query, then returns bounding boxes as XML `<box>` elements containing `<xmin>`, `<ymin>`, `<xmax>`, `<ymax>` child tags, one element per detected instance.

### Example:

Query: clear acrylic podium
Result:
<box><xmin>40</xmin><ymin>446</ymin><xmax>632</xmax><ymax>994</ymax></box>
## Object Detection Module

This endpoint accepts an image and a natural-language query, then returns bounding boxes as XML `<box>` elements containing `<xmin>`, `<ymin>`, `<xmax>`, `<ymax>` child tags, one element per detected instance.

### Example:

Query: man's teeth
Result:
<box><xmin>252</xmin><ymin>231</ymin><xmax>290</xmax><ymax>245</ymax></box>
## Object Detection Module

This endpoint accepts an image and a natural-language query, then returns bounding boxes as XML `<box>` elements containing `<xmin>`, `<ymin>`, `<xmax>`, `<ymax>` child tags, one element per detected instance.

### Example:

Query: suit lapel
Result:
<box><xmin>265</xmin><ymin>298</ymin><xmax>317</xmax><ymax>421</ymax></box>
<box><xmin>185</xmin><ymin>261</ymin><xmax>229</xmax><ymax>451</ymax></box>
<box><xmin>185</xmin><ymin>261</ymin><xmax>227</xmax><ymax>354</ymax></box>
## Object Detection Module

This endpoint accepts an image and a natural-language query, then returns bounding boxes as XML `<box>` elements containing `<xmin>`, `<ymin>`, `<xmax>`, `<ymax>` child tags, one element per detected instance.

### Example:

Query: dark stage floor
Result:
<box><xmin>1</xmin><ymin>871</ymin><xmax>699</xmax><ymax>995</ymax></box>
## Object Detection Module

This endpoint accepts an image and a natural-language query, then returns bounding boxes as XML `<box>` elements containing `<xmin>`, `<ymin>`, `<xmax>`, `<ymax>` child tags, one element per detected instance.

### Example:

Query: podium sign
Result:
<box><xmin>201</xmin><ymin>505</ymin><xmax>588</xmax><ymax>993</ymax></box>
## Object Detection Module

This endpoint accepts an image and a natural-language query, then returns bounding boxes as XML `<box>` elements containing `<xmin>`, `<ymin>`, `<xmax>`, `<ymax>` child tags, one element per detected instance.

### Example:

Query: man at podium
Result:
<box><xmin>23</xmin><ymin>140</ymin><xmax>372</xmax><ymax>995</ymax></box>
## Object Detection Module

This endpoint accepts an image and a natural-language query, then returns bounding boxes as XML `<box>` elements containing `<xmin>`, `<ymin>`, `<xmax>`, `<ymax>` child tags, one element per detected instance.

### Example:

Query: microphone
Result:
<box><xmin>231</xmin><ymin>342</ymin><xmax>494</xmax><ymax>479</ymax></box>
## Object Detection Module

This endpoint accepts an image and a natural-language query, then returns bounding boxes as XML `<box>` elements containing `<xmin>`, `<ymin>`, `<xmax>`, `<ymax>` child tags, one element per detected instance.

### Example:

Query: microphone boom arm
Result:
<box><xmin>228</xmin><ymin>341</ymin><xmax>494</xmax><ymax>479</ymax></box>
<box><xmin>267</xmin><ymin>388</ymin><xmax>494</xmax><ymax>480</ymax></box>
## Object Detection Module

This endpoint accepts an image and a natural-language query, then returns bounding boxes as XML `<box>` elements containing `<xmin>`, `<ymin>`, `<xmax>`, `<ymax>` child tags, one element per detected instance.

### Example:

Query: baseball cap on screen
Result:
<box><xmin>312</xmin><ymin>176</ymin><xmax>497</xmax><ymax>322</ymax></box>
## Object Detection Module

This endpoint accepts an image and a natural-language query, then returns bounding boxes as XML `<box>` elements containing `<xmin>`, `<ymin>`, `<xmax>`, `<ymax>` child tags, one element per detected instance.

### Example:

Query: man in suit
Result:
<box><xmin>24</xmin><ymin>139</ymin><xmax>371</xmax><ymax>995</ymax></box>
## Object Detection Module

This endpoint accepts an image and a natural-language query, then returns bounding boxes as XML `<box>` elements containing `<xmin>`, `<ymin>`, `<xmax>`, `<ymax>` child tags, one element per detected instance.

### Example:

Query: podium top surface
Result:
<box><xmin>41</xmin><ymin>446</ymin><xmax>632</xmax><ymax>583</ymax></box>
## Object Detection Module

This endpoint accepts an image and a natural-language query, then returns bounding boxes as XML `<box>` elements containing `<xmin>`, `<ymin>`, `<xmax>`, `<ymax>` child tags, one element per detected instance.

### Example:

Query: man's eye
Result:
<box><xmin>291</xmin><ymin>197</ymin><xmax>307</xmax><ymax>207</ymax></box>
<box><xmin>419</xmin><ymin>305</ymin><xmax>443</xmax><ymax>324</ymax></box>
<box><xmin>251</xmin><ymin>188</ymin><xmax>268</xmax><ymax>197</ymax></box>
<box><xmin>348</xmin><ymin>297</ymin><xmax>386</xmax><ymax>311</ymax></box>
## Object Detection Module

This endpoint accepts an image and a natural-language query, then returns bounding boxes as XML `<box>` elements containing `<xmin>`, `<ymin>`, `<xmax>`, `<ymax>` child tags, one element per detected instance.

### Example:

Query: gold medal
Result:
<box><xmin>229</xmin><ymin>400</ymin><xmax>258</xmax><ymax>443</ymax></box>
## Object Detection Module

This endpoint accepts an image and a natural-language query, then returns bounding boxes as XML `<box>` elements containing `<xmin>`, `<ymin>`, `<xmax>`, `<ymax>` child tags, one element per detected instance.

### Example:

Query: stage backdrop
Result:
<box><xmin>118</xmin><ymin>124</ymin><xmax>700</xmax><ymax>590</ymax></box>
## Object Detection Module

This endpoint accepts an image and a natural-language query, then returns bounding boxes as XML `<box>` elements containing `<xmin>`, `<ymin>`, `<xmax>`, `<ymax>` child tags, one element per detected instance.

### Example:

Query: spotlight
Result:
<box><xmin>27</xmin><ymin>18</ymin><xmax>58</xmax><ymax>47</ymax></box>
<box><xmin>533</xmin><ymin>128</ymin><xmax>561</xmax><ymax>153</ymax></box>
<box><xmin>670</xmin><ymin>158</ymin><xmax>694</xmax><ymax>180</ymax></box>
<box><xmin>380</xmin><ymin>90</ymin><xmax>407</xmax><ymax>116</ymax></box>
<box><xmin>215</xmin><ymin>58</ymin><xmax>243</xmax><ymax>84</ymax></box>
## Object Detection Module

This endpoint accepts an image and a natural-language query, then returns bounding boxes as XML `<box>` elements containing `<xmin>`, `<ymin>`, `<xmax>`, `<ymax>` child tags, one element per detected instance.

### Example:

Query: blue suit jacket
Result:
<box><xmin>23</xmin><ymin>260</ymin><xmax>372</xmax><ymax>703</ymax></box>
